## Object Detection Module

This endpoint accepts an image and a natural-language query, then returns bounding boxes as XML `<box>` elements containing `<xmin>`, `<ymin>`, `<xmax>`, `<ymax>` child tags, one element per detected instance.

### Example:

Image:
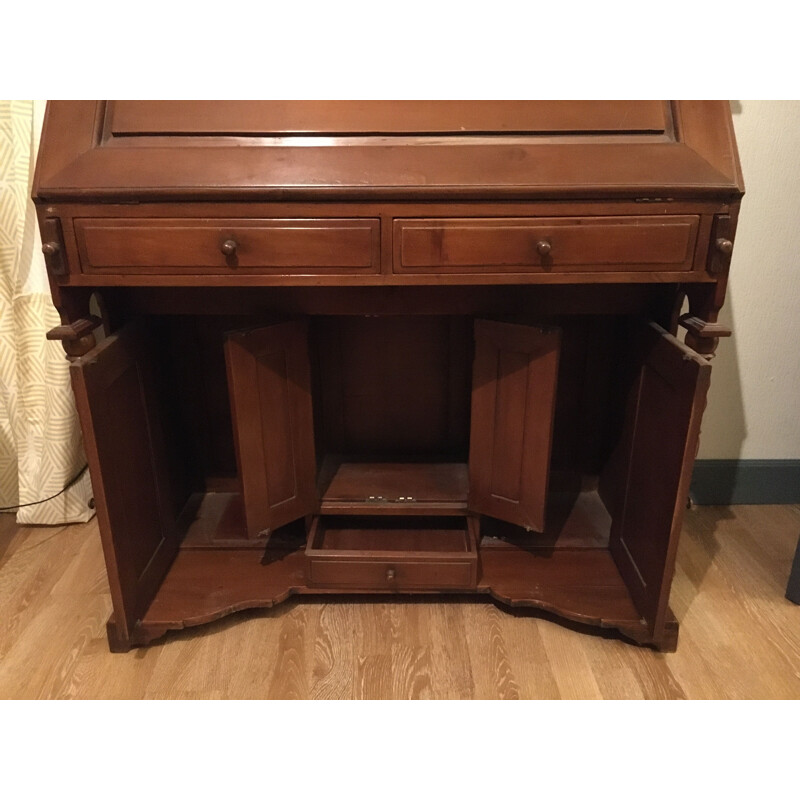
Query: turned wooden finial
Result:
<box><xmin>46</xmin><ymin>316</ymin><xmax>103</xmax><ymax>360</ymax></box>
<box><xmin>679</xmin><ymin>314</ymin><xmax>732</xmax><ymax>356</ymax></box>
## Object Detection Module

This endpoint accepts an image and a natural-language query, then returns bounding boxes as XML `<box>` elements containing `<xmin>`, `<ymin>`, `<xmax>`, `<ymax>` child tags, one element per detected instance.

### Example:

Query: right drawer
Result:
<box><xmin>393</xmin><ymin>216</ymin><xmax>701</xmax><ymax>274</ymax></box>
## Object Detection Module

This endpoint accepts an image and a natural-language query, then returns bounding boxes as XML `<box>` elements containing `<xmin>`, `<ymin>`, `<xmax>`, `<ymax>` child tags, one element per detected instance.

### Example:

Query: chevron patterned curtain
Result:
<box><xmin>0</xmin><ymin>100</ymin><xmax>93</xmax><ymax>524</ymax></box>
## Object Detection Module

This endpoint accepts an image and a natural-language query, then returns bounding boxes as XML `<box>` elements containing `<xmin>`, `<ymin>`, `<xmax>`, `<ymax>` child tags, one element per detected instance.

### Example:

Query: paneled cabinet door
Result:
<box><xmin>71</xmin><ymin>322</ymin><xmax>190</xmax><ymax>642</ymax></box>
<box><xmin>608</xmin><ymin>322</ymin><xmax>711</xmax><ymax>645</ymax></box>
<box><xmin>225</xmin><ymin>320</ymin><xmax>317</xmax><ymax>538</ymax></box>
<box><xmin>468</xmin><ymin>319</ymin><xmax>561</xmax><ymax>532</ymax></box>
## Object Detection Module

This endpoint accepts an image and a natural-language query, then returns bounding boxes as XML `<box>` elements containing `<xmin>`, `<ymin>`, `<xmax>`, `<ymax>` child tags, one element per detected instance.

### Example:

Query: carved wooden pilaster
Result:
<box><xmin>682</xmin><ymin>211</ymin><xmax>739</xmax><ymax>356</ymax></box>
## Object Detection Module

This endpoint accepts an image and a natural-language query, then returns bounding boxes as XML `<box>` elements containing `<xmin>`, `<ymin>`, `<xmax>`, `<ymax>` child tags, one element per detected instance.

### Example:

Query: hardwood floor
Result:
<box><xmin>1</xmin><ymin>504</ymin><xmax>799</xmax><ymax>699</ymax></box>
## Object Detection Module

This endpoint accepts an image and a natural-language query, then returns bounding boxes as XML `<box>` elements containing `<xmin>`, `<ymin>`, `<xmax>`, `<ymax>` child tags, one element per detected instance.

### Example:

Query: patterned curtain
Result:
<box><xmin>0</xmin><ymin>100</ymin><xmax>93</xmax><ymax>524</ymax></box>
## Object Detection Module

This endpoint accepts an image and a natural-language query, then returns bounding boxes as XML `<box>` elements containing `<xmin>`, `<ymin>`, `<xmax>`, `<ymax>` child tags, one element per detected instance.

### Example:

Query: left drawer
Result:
<box><xmin>74</xmin><ymin>218</ymin><xmax>381</xmax><ymax>274</ymax></box>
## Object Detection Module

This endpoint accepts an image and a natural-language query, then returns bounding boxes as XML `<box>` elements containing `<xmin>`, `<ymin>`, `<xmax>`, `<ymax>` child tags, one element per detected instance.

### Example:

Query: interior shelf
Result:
<box><xmin>180</xmin><ymin>480</ymin><xmax>611</xmax><ymax>551</ymax></box>
<box><xmin>318</xmin><ymin>458</ymin><xmax>469</xmax><ymax>515</ymax></box>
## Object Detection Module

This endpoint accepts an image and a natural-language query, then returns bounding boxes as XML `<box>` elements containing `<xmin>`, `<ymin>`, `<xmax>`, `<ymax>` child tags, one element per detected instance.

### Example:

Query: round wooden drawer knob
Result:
<box><xmin>716</xmin><ymin>238</ymin><xmax>733</xmax><ymax>255</ymax></box>
<box><xmin>42</xmin><ymin>242</ymin><xmax>60</xmax><ymax>256</ymax></box>
<box><xmin>220</xmin><ymin>239</ymin><xmax>238</xmax><ymax>256</ymax></box>
<box><xmin>386</xmin><ymin>568</ymin><xmax>396</xmax><ymax>583</ymax></box>
<box><xmin>536</xmin><ymin>240</ymin><xmax>552</xmax><ymax>256</ymax></box>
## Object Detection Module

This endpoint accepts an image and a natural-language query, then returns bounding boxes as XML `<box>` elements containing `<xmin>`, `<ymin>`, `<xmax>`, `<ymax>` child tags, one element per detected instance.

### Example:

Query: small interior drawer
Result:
<box><xmin>394</xmin><ymin>216</ymin><xmax>700</xmax><ymax>274</ymax></box>
<box><xmin>305</xmin><ymin>516</ymin><xmax>478</xmax><ymax>590</ymax></box>
<box><xmin>74</xmin><ymin>218</ymin><xmax>380</xmax><ymax>274</ymax></box>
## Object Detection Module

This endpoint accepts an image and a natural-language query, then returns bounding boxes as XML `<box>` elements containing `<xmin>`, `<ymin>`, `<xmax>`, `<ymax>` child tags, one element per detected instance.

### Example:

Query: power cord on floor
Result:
<box><xmin>0</xmin><ymin>464</ymin><xmax>90</xmax><ymax>512</ymax></box>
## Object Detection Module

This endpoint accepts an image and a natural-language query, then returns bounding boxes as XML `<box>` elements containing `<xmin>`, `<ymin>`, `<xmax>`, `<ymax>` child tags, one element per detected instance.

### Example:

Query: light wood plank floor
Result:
<box><xmin>1</xmin><ymin>504</ymin><xmax>799</xmax><ymax>699</ymax></box>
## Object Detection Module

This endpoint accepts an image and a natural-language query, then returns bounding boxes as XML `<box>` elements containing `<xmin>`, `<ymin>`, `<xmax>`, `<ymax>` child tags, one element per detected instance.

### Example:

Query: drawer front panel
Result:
<box><xmin>308</xmin><ymin>558</ymin><xmax>475</xmax><ymax>590</ymax></box>
<box><xmin>394</xmin><ymin>216</ymin><xmax>700</xmax><ymax>273</ymax></box>
<box><xmin>75</xmin><ymin>218</ymin><xmax>380</xmax><ymax>274</ymax></box>
<box><xmin>306</xmin><ymin>516</ymin><xmax>478</xmax><ymax>590</ymax></box>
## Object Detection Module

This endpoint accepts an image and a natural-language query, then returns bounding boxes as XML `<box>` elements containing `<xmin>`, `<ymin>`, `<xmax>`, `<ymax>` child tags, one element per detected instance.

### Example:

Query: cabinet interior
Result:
<box><xmin>149</xmin><ymin>310</ymin><xmax>639</xmax><ymax>549</ymax></box>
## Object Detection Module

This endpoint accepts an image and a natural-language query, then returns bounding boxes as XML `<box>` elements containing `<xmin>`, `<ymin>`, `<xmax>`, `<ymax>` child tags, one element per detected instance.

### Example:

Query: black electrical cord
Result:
<box><xmin>0</xmin><ymin>464</ymin><xmax>90</xmax><ymax>512</ymax></box>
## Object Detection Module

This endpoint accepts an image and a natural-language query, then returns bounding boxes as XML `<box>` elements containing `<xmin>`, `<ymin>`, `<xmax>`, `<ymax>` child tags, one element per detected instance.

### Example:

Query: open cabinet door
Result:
<box><xmin>225</xmin><ymin>320</ymin><xmax>317</xmax><ymax>538</ymax></box>
<box><xmin>468</xmin><ymin>319</ymin><xmax>561</xmax><ymax>532</ymax></box>
<box><xmin>608</xmin><ymin>321</ymin><xmax>711</xmax><ymax>645</ymax></box>
<box><xmin>71</xmin><ymin>322</ymin><xmax>191</xmax><ymax>646</ymax></box>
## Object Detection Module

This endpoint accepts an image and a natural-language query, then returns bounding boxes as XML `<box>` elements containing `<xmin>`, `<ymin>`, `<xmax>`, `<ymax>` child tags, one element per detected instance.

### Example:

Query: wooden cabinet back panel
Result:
<box><xmin>394</xmin><ymin>216</ymin><xmax>700</xmax><ymax>273</ymax></box>
<box><xmin>75</xmin><ymin>218</ymin><xmax>380</xmax><ymax>274</ymax></box>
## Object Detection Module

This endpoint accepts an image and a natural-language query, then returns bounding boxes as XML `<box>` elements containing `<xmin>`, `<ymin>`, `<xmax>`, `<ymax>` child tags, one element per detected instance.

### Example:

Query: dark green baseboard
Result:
<box><xmin>787</xmin><ymin>537</ymin><xmax>800</xmax><ymax>604</ymax></box>
<box><xmin>690</xmin><ymin>459</ymin><xmax>800</xmax><ymax>505</ymax></box>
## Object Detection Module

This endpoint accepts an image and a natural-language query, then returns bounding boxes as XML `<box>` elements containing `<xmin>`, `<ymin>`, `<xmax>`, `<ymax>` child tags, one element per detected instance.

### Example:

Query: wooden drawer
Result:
<box><xmin>74</xmin><ymin>218</ymin><xmax>380</xmax><ymax>274</ymax></box>
<box><xmin>306</xmin><ymin>516</ymin><xmax>478</xmax><ymax>590</ymax></box>
<box><xmin>394</xmin><ymin>216</ymin><xmax>701</xmax><ymax>274</ymax></box>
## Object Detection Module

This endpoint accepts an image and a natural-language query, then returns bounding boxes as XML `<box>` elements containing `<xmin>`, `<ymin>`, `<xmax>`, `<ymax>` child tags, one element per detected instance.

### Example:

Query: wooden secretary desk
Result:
<box><xmin>33</xmin><ymin>101</ymin><xmax>743</xmax><ymax>652</ymax></box>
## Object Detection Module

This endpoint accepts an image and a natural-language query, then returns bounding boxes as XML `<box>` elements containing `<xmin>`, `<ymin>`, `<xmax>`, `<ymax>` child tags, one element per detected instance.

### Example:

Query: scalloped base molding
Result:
<box><xmin>690</xmin><ymin>459</ymin><xmax>800</xmax><ymax>505</ymax></box>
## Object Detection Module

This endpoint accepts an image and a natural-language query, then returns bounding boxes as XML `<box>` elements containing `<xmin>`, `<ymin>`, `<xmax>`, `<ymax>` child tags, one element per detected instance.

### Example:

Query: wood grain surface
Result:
<box><xmin>33</xmin><ymin>102</ymin><xmax>745</xmax><ymax>660</ymax></box>
<box><xmin>1</xmin><ymin>503</ymin><xmax>798</xmax><ymax>699</ymax></box>
<box><xmin>35</xmin><ymin>102</ymin><xmax>742</xmax><ymax>202</ymax></box>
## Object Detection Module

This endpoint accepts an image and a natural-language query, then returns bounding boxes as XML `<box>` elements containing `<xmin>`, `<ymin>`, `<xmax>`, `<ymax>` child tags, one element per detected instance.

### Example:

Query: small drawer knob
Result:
<box><xmin>386</xmin><ymin>568</ymin><xmax>396</xmax><ymax>583</ymax></box>
<box><xmin>42</xmin><ymin>242</ymin><xmax>60</xmax><ymax>256</ymax></box>
<box><xmin>716</xmin><ymin>238</ymin><xmax>733</xmax><ymax>255</ymax></box>
<box><xmin>220</xmin><ymin>239</ymin><xmax>238</xmax><ymax>256</ymax></box>
<box><xmin>536</xmin><ymin>240</ymin><xmax>552</xmax><ymax>256</ymax></box>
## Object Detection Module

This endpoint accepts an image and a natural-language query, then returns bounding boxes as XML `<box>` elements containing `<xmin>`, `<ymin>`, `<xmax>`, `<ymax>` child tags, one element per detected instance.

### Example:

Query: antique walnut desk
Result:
<box><xmin>33</xmin><ymin>101</ymin><xmax>743</xmax><ymax>651</ymax></box>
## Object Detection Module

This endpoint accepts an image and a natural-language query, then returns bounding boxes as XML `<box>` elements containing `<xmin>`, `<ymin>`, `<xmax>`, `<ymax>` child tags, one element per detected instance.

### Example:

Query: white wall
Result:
<box><xmin>698</xmin><ymin>100</ymin><xmax>800</xmax><ymax>460</ymax></box>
